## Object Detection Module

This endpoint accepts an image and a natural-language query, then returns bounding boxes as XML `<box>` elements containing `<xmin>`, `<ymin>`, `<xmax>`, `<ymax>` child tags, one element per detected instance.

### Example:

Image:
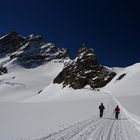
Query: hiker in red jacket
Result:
<box><xmin>114</xmin><ymin>105</ymin><xmax>120</xmax><ymax>119</ymax></box>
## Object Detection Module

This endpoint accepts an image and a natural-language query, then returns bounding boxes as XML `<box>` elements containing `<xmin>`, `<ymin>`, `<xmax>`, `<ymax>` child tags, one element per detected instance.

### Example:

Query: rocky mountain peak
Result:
<box><xmin>78</xmin><ymin>47</ymin><xmax>95</xmax><ymax>59</ymax></box>
<box><xmin>0</xmin><ymin>31</ymin><xmax>25</xmax><ymax>56</ymax></box>
<box><xmin>26</xmin><ymin>34</ymin><xmax>43</xmax><ymax>43</ymax></box>
<box><xmin>5</xmin><ymin>31</ymin><xmax>18</xmax><ymax>38</ymax></box>
<box><xmin>76</xmin><ymin>46</ymin><xmax>98</xmax><ymax>70</ymax></box>
<box><xmin>78</xmin><ymin>43</ymin><xmax>94</xmax><ymax>54</ymax></box>
<box><xmin>0</xmin><ymin>31</ymin><xmax>24</xmax><ymax>42</ymax></box>
<box><xmin>0</xmin><ymin>32</ymin><xmax>69</xmax><ymax>68</ymax></box>
<box><xmin>53</xmin><ymin>46</ymin><xmax>116</xmax><ymax>89</ymax></box>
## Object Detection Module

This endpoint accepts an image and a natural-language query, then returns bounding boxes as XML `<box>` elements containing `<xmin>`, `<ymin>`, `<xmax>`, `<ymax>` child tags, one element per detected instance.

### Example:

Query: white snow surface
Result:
<box><xmin>0</xmin><ymin>60</ymin><xmax>140</xmax><ymax>140</ymax></box>
<box><xmin>0</xmin><ymin>58</ymin><xmax>64</xmax><ymax>102</ymax></box>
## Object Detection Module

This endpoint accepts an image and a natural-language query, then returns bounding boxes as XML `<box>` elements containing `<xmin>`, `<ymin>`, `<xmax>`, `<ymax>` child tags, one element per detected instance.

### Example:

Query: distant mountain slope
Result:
<box><xmin>22</xmin><ymin>62</ymin><xmax>140</xmax><ymax>103</ymax></box>
<box><xmin>0</xmin><ymin>59</ymin><xmax>65</xmax><ymax>101</ymax></box>
<box><xmin>0</xmin><ymin>32</ymin><xmax>69</xmax><ymax>101</ymax></box>
<box><xmin>104</xmin><ymin>63</ymin><xmax>140</xmax><ymax>97</ymax></box>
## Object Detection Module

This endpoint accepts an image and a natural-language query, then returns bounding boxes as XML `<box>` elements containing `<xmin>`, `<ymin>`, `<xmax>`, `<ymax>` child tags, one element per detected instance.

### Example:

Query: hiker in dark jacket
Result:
<box><xmin>114</xmin><ymin>105</ymin><xmax>120</xmax><ymax>119</ymax></box>
<box><xmin>99</xmin><ymin>103</ymin><xmax>105</xmax><ymax>118</ymax></box>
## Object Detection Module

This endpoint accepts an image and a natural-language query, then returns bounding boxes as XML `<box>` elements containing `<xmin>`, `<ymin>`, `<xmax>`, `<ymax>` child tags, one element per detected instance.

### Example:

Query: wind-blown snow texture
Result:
<box><xmin>0</xmin><ymin>33</ymin><xmax>140</xmax><ymax>140</ymax></box>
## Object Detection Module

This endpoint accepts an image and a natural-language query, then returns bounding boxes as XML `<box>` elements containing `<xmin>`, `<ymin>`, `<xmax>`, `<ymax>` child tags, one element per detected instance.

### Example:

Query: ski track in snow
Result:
<box><xmin>37</xmin><ymin>92</ymin><xmax>140</xmax><ymax>140</ymax></box>
<box><xmin>38</xmin><ymin>116</ymin><xmax>140</xmax><ymax>140</ymax></box>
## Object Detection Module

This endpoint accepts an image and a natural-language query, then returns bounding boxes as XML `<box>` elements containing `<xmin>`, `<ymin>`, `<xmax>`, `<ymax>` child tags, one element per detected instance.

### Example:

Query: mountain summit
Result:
<box><xmin>54</xmin><ymin>45</ymin><xmax>116</xmax><ymax>89</ymax></box>
<box><xmin>0</xmin><ymin>31</ymin><xmax>69</xmax><ymax>68</ymax></box>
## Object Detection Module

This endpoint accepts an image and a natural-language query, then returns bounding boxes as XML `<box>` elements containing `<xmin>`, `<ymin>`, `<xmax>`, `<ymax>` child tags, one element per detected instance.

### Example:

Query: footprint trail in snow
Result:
<box><xmin>38</xmin><ymin>94</ymin><xmax>140</xmax><ymax>140</ymax></box>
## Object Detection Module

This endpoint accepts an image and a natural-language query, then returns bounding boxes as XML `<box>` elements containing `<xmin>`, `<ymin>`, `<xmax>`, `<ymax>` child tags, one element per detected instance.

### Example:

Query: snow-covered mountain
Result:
<box><xmin>0</xmin><ymin>31</ymin><xmax>68</xmax><ymax>68</ymax></box>
<box><xmin>0</xmin><ymin>32</ymin><xmax>140</xmax><ymax>140</ymax></box>
<box><xmin>0</xmin><ymin>32</ymin><xmax>69</xmax><ymax>101</ymax></box>
<box><xmin>0</xmin><ymin>32</ymin><xmax>116</xmax><ymax>101</ymax></box>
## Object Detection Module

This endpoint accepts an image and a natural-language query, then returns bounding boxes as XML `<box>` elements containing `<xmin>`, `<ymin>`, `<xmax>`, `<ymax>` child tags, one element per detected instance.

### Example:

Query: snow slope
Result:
<box><xmin>0</xmin><ymin>61</ymin><xmax>140</xmax><ymax>139</ymax></box>
<box><xmin>0</xmin><ymin>58</ymin><xmax>64</xmax><ymax>101</ymax></box>
<box><xmin>104</xmin><ymin>63</ymin><xmax>140</xmax><ymax>97</ymax></box>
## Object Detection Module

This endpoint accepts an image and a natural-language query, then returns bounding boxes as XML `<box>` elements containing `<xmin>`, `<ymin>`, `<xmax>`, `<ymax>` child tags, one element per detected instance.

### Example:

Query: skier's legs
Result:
<box><xmin>115</xmin><ymin>112</ymin><xmax>119</xmax><ymax>119</ymax></box>
<box><xmin>100</xmin><ymin>110</ymin><xmax>103</xmax><ymax>118</ymax></box>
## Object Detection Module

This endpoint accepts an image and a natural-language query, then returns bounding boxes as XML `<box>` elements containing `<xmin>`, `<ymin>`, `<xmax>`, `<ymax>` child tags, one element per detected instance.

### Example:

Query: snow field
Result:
<box><xmin>0</xmin><ymin>59</ymin><xmax>140</xmax><ymax>139</ymax></box>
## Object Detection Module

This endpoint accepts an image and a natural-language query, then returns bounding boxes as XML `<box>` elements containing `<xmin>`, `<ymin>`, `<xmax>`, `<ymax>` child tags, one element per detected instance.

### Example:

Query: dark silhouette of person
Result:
<box><xmin>114</xmin><ymin>105</ymin><xmax>120</xmax><ymax>119</ymax></box>
<box><xmin>99</xmin><ymin>103</ymin><xmax>105</xmax><ymax>118</ymax></box>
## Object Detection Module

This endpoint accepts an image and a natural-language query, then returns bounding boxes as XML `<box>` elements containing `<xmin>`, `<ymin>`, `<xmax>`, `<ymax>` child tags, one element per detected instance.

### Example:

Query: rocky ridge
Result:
<box><xmin>54</xmin><ymin>46</ymin><xmax>116</xmax><ymax>89</ymax></box>
<box><xmin>0</xmin><ymin>31</ymin><xmax>69</xmax><ymax>68</ymax></box>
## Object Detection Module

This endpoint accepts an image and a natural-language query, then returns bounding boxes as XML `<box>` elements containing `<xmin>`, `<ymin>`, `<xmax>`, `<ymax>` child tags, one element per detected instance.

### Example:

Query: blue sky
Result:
<box><xmin>0</xmin><ymin>0</ymin><xmax>140</xmax><ymax>67</ymax></box>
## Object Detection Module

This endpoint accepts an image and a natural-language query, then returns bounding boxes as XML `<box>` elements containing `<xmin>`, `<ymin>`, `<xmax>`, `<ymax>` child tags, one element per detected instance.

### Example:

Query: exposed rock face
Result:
<box><xmin>53</xmin><ymin>47</ymin><xmax>116</xmax><ymax>89</ymax></box>
<box><xmin>0</xmin><ymin>31</ymin><xmax>25</xmax><ymax>56</ymax></box>
<box><xmin>16</xmin><ymin>36</ymin><xmax>68</xmax><ymax>67</ymax></box>
<box><xmin>0</xmin><ymin>66</ymin><xmax>8</xmax><ymax>75</ymax></box>
<box><xmin>116</xmin><ymin>73</ymin><xmax>126</xmax><ymax>81</ymax></box>
<box><xmin>0</xmin><ymin>32</ymin><xmax>69</xmax><ymax>68</ymax></box>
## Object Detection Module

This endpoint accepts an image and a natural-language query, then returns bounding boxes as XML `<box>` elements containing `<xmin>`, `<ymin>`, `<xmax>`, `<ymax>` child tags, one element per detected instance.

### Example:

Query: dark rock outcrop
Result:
<box><xmin>53</xmin><ymin>46</ymin><xmax>116</xmax><ymax>89</ymax></box>
<box><xmin>17</xmin><ymin>39</ymin><xmax>68</xmax><ymax>68</ymax></box>
<box><xmin>116</xmin><ymin>73</ymin><xmax>126</xmax><ymax>81</ymax></box>
<box><xmin>0</xmin><ymin>31</ymin><xmax>25</xmax><ymax>56</ymax></box>
<box><xmin>0</xmin><ymin>66</ymin><xmax>8</xmax><ymax>75</ymax></box>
